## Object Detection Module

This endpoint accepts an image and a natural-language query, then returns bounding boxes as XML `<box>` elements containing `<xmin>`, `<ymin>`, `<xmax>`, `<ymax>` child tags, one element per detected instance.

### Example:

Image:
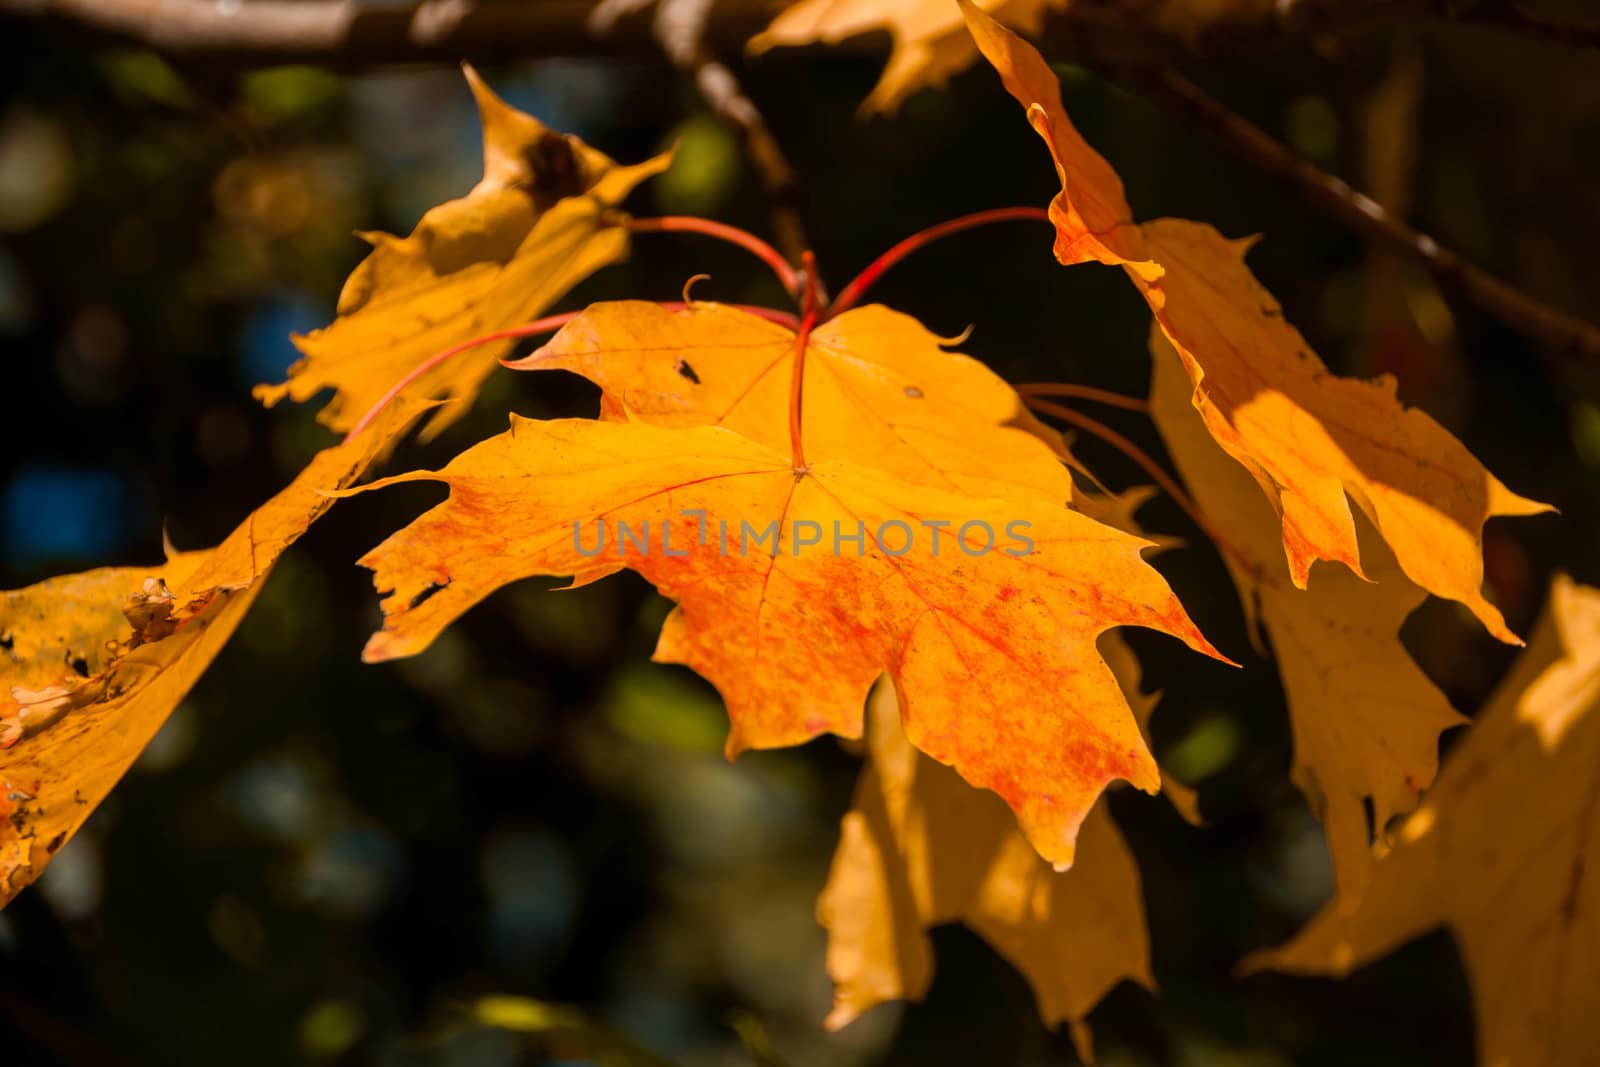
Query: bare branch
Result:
<box><xmin>1136</xmin><ymin>67</ymin><xmax>1600</xmax><ymax>360</ymax></box>
<box><xmin>0</xmin><ymin>0</ymin><xmax>775</xmax><ymax>67</ymax></box>
<box><xmin>6</xmin><ymin>0</ymin><xmax>1593</xmax><ymax>355</ymax></box>
<box><xmin>6</xmin><ymin>0</ymin><xmax>1595</xmax><ymax>70</ymax></box>
<box><xmin>1445</xmin><ymin>0</ymin><xmax>1600</xmax><ymax>50</ymax></box>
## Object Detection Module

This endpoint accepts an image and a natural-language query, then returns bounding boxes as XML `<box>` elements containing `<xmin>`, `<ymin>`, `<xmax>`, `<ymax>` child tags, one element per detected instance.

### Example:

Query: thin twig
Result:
<box><xmin>343</xmin><ymin>313</ymin><xmax>583</xmax><ymax>441</ymax></box>
<box><xmin>1449</xmin><ymin>0</ymin><xmax>1600</xmax><ymax>50</ymax></box>
<box><xmin>345</xmin><ymin>297</ymin><xmax>799</xmax><ymax>439</ymax></box>
<box><xmin>605</xmin><ymin>0</ymin><xmax>814</xmax><ymax>272</ymax></box>
<box><xmin>685</xmin><ymin>56</ymin><xmax>812</xmax><ymax>272</ymax></box>
<box><xmin>1014</xmin><ymin>382</ymin><xmax>1148</xmax><ymax>413</ymax></box>
<box><xmin>1136</xmin><ymin>66</ymin><xmax>1600</xmax><ymax>359</ymax></box>
<box><xmin>628</xmin><ymin>216</ymin><xmax>801</xmax><ymax>297</ymax></box>
<box><xmin>688</xmin><ymin>53</ymin><xmax>812</xmax><ymax>275</ymax></box>
<box><xmin>1023</xmin><ymin>395</ymin><xmax>1255</xmax><ymax>574</ymax></box>
<box><xmin>827</xmin><ymin>207</ymin><xmax>1051</xmax><ymax>318</ymax></box>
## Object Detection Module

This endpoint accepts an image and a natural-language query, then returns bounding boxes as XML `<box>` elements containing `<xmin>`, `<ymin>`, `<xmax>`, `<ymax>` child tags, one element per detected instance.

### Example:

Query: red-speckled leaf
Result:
<box><xmin>352</xmin><ymin>416</ymin><xmax>1226</xmax><ymax>869</ymax></box>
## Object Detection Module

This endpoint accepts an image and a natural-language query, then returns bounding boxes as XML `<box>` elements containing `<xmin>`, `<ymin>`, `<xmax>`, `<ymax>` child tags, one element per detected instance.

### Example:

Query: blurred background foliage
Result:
<box><xmin>0</xmin><ymin>10</ymin><xmax>1597</xmax><ymax>1066</ymax></box>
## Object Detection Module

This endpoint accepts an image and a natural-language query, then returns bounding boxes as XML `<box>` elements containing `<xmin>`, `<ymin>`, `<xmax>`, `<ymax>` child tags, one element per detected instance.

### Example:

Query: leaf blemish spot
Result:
<box><xmin>904</xmin><ymin>386</ymin><xmax>924</xmax><ymax>399</ymax></box>
<box><xmin>677</xmin><ymin>359</ymin><xmax>701</xmax><ymax>384</ymax></box>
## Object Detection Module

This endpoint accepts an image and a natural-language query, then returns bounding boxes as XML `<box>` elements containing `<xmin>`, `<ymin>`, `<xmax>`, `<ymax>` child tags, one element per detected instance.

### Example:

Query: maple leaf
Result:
<box><xmin>820</xmin><ymin>677</ymin><xmax>1151</xmax><ymax>1061</ymax></box>
<box><xmin>1245</xmin><ymin>575</ymin><xmax>1600</xmax><ymax>1067</ymax></box>
<box><xmin>960</xmin><ymin>0</ymin><xmax>1550</xmax><ymax>642</ymax></box>
<box><xmin>1149</xmin><ymin>329</ymin><xmax>1463</xmax><ymax>907</ymax></box>
<box><xmin>751</xmin><ymin>0</ymin><xmax>1055</xmax><ymax>114</ymax></box>
<box><xmin>354</xmin><ymin>416</ymin><xmax>1223</xmax><ymax>869</ymax></box>
<box><xmin>0</xmin><ymin>401</ymin><xmax>419</xmax><ymax>906</ymax></box>
<box><xmin>0</xmin><ymin>565</ymin><xmax>184</xmax><ymax>755</ymax></box>
<box><xmin>252</xmin><ymin>66</ymin><xmax>669</xmax><ymax>442</ymax></box>
<box><xmin>507</xmin><ymin>299</ymin><xmax>1084</xmax><ymax>499</ymax></box>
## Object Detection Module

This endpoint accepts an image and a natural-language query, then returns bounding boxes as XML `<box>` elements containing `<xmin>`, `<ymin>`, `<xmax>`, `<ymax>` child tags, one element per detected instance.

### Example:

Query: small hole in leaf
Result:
<box><xmin>409</xmin><ymin>580</ymin><xmax>450</xmax><ymax>610</ymax></box>
<box><xmin>677</xmin><ymin>360</ymin><xmax>701</xmax><ymax>384</ymax></box>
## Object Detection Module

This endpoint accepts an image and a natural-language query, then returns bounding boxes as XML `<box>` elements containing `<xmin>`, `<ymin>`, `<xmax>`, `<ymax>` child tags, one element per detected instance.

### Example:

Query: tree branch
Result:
<box><xmin>7</xmin><ymin>0</ymin><xmax>1594</xmax><ymax>354</ymax></box>
<box><xmin>0</xmin><ymin>0</ymin><xmax>775</xmax><ymax>67</ymax></box>
<box><xmin>1445</xmin><ymin>0</ymin><xmax>1600</xmax><ymax>50</ymax></box>
<box><xmin>1135</xmin><ymin>66</ymin><xmax>1600</xmax><ymax>359</ymax></box>
<box><xmin>6</xmin><ymin>0</ymin><xmax>1595</xmax><ymax>70</ymax></box>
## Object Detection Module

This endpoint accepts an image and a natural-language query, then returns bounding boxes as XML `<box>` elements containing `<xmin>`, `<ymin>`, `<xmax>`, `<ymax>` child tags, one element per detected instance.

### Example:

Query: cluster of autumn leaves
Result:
<box><xmin>3</xmin><ymin>2</ymin><xmax>1596</xmax><ymax>1062</ymax></box>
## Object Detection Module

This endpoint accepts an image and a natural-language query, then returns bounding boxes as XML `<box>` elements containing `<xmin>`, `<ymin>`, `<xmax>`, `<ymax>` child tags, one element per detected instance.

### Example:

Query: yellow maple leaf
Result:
<box><xmin>508</xmin><ymin>299</ymin><xmax>1082</xmax><ymax>499</ymax></box>
<box><xmin>752</xmin><ymin>0</ymin><xmax>1055</xmax><ymax>114</ymax></box>
<box><xmin>0</xmin><ymin>401</ymin><xmax>421</xmax><ymax>906</ymax></box>
<box><xmin>1245</xmin><ymin>574</ymin><xmax>1600</xmax><ymax>1067</ymax></box>
<box><xmin>1149</xmin><ymin>329</ymin><xmax>1464</xmax><ymax>907</ymax></box>
<box><xmin>960</xmin><ymin>0</ymin><xmax>1550</xmax><ymax>642</ymax></box>
<box><xmin>1134</xmin><ymin>221</ymin><xmax>1549</xmax><ymax>642</ymax></box>
<box><xmin>752</xmin><ymin>0</ymin><xmax>1296</xmax><ymax>113</ymax></box>
<box><xmin>820</xmin><ymin>677</ymin><xmax>1152</xmax><ymax>1061</ymax></box>
<box><xmin>253</xmin><ymin>66</ymin><xmax>670</xmax><ymax>442</ymax></box>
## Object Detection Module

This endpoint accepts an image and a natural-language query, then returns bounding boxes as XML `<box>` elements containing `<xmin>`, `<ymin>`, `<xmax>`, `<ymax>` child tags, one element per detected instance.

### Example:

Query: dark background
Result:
<box><xmin>0</xmin><ymin>10</ymin><xmax>1596</xmax><ymax>1066</ymax></box>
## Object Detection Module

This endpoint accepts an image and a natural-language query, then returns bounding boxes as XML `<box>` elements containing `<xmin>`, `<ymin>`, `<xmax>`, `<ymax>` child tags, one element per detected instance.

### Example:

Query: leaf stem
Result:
<box><xmin>826</xmin><ymin>206</ymin><xmax>1051</xmax><ymax>319</ymax></box>
<box><xmin>1023</xmin><ymin>395</ymin><xmax>1252</xmax><ymax>573</ymax></box>
<box><xmin>342</xmin><ymin>312</ymin><xmax>584</xmax><ymax>441</ymax></box>
<box><xmin>1015</xmin><ymin>382</ymin><xmax>1148</xmax><ymax>413</ymax></box>
<box><xmin>628</xmin><ymin>216</ymin><xmax>801</xmax><ymax>302</ymax></box>
<box><xmin>789</xmin><ymin>251</ymin><xmax>820</xmax><ymax>472</ymax></box>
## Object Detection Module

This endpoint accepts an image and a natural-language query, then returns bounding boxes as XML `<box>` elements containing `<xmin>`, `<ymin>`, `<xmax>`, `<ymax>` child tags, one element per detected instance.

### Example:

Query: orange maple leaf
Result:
<box><xmin>960</xmin><ymin>0</ymin><xmax>1550</xmax><ymax>642</ymax></box>
<box><xmin>354</xmin><ymin>415</ymin><xmax>1224</xmax><ymax>869</ymax></box>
